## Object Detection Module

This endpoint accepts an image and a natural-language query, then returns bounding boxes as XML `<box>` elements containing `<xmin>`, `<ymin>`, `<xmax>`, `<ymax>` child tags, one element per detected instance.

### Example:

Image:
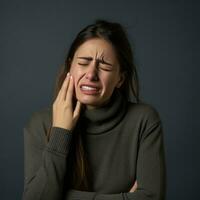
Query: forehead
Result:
<box><xmin>74</xmin><ymin>38</ymin><xmax>117</xmax><ymax>59</ymax></box>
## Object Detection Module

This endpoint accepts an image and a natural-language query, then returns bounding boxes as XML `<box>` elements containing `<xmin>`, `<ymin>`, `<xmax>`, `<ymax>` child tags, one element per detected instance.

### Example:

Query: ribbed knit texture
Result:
<box><xmin>46</xmin><ymin>127</ymin><xmax>73</xmax><ymax>155</ymax></box>
<box><xmin>82</xmin><ymin>89</ymin><xmax>127</xmax><ymax>134</ymax></box>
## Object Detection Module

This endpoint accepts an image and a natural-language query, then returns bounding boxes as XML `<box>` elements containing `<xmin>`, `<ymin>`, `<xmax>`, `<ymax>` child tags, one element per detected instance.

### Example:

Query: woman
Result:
<box><xmin>23</xmin><ymin>20</ymin><xmax>166</xmax><ymax>200</ymax></box>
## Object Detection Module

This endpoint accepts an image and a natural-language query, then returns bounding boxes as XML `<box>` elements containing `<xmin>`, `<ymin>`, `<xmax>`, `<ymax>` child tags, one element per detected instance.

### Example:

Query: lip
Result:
<box><xmin>79</xmin><ymin>83</ymin><xmax>101</xmax><ymax>89</ymax></box>
<box><xmin>79</xmin><ymin>83</ymin><xmax>101</xmax><ymax>95</ymax></box>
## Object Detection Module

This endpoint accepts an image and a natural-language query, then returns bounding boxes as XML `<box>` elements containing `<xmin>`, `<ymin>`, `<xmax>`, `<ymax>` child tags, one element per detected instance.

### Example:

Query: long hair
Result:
<box><xmin>46</xmin><ymin>19</ymin><xmax>141</xmax><ymax>191</ymax></box>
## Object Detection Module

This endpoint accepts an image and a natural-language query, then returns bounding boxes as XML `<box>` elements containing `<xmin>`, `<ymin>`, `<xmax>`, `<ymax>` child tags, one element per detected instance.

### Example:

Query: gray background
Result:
<box><xmin>1</xmin><ymin>0</ymin><xmax>199</xmax><ymax>199</ymax></box>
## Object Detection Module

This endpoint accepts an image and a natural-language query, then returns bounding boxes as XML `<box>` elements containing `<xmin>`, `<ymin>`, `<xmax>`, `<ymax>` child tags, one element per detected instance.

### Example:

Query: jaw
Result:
<box><xmin>76</xmin><ymin>89</ymin><xmax>102</xmax><ymax>105</ymax></box>
<box><xmin>75</xmin><ymin>89</ymin><xmax>113</xmax><ymax>109</ymax></box>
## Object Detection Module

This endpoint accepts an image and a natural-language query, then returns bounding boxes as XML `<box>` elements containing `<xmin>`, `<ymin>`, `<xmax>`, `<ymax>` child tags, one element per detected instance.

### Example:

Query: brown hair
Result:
<box><xmin>46</xmin><ymin>19</ymin><xmax>141</xmax><ymax>191</ymax></box>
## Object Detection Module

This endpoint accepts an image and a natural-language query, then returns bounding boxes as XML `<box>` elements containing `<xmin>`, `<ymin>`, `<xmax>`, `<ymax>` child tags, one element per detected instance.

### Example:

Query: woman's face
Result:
<box><xmin>69</xmin><ymin>38</ymin><xmax>124</xmax><ymax>109</ymax></box>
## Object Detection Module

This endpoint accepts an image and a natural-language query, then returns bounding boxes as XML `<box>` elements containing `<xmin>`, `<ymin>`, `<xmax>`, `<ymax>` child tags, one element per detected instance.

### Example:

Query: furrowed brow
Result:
<box><xmin>97</xmin><ymin>59</ymin><xmax>113</xmax><ymax>66</ymax></box>
<box><xmin>77</xmin><ymin>56</ymin><xmax>113</xmax><ymax>66</ymax></box>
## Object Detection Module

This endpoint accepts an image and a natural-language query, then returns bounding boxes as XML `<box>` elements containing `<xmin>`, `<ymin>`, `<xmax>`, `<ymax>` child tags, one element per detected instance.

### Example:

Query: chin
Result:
<box><xmin>77</xmin><ymin>95</ymin><xmax>101</xmax><ymax>107</ymax></box>
<box><xmin>77</xmin><ymin>96</ymin><xmax>101</xmax><ymax>107</ymax></box>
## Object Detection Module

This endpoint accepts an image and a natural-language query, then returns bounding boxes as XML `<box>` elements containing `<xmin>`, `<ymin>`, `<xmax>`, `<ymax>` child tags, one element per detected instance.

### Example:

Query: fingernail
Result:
<box><xmin>67</xmin><ymin>72</ymin><xmax>70</xmax><ymax>76</ymax></box>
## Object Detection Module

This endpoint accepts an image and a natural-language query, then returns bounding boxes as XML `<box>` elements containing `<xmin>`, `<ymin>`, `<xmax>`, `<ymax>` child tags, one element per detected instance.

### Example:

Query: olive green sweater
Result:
<box><xmin>23</xmin><ymin>90</ymin><xmax>166</xmax><ymax>200</ymax></box>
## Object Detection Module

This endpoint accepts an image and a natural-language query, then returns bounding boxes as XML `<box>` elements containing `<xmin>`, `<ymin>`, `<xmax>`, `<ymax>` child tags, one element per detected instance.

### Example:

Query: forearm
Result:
<box><xmin>65</xmin><ymin>189</ymin><xmax>163</xmax><ymax>200</ymax></box>
<box><xmin>23</xmin><ymin>127</ymin><xmax>73</xmax><ymax>200</ymax></box>
<box><xmin>64</xmin><ymin>120</ymin><xmax>166</xmax><ymax>200</ymax></box>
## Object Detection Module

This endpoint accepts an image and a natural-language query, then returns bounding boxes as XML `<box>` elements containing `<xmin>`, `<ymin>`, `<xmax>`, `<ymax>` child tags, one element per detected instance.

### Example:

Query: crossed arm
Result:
<box><xmin>23</xmin><ymin>113</ymin><xmax>166</xmax><ymax>200</ymax></box>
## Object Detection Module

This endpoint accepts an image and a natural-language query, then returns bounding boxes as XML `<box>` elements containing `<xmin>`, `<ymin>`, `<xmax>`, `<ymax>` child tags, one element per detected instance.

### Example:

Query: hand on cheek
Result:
<box><xmin>52</xmin><ymin>73</ymin><xmax>82</xmax><ymax>131</ymax></box>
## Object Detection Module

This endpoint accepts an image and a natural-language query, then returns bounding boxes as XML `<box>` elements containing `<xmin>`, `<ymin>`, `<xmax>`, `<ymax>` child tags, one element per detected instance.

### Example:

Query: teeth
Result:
<box><xmin>81</xmin><ymin>86</ymin><xmax>98</xmax><ymax>91</ymax></box>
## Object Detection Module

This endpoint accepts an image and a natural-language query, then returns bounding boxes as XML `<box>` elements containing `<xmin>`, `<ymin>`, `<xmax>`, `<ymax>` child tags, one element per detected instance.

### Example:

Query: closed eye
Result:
<box><xmin>78</xmin><ymin>63</ymin><xmax>88</xmax><ymax>66</ymax></box>
<box><xmin>99</xmin><ymin>65</ymin><xmax>113</xmax><ymax>72</ymax></box>
<box><xmin>78</xmin><ymin>63</ymin><xmax>113</xmax><ymax>71</ymax></box>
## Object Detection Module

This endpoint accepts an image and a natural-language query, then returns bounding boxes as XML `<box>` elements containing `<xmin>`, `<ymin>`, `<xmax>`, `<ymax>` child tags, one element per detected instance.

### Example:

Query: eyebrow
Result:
<box><xmin>77</xmin><ymin>56</ymin><xmax>113</xmax><ymax>66</ymax></box>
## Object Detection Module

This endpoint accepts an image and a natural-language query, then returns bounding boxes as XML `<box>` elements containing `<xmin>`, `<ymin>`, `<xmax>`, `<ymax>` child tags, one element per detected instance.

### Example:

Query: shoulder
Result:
<box><xmin>23</xmin><ymin>107</ymin><xmax>52</xmax><ymax>147</ymax></box>
<box><xmin>124</xmin><ymin>101</ymin><xmax>163</xmax><ymax>140</ymax></box>
<box><xmin>24</xmin><ymin>107</ymin><xmax>52</xmax><ymax>130</ymax></box>
<box><xmin>126</xmin><ymin>101</ymin><xmax>161</xmax><ymax>124</ymax></box>
<box><xmin>124</xmin><ymin>101</ymin><xmax>162</xmax><ymax>133</ymax></box>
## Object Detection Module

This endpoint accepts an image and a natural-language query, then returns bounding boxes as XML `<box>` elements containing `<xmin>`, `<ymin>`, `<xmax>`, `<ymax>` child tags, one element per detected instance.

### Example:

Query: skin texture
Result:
<box><xmin>130</xmin><ymin>180</ymin><xmax>138</xmax><ymax>192</ymax></box>
<box><xmin>69</xmin><ymin>38</ymin><xmax>125</xmax><ymax>109</ymax></box>
<box><xmin>52</xmin><ymin>38</ymin><xmax>137</xmax><ymax>192</ymax></box>
<box><xmin>52</xmin><ymin>73</ymin><xmax>82</xmax><ymax>130</ymax></box>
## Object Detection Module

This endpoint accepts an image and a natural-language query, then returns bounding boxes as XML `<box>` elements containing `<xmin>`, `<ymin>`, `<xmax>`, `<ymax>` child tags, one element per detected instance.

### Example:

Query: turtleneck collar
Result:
<box><xmin>80</xmin><ymin>89</ymin><xmax>127</xmax><ymax>135</ymax></box>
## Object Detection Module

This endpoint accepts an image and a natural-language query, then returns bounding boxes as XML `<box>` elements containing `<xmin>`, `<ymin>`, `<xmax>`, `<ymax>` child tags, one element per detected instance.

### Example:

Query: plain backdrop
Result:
<box><xmin>0</xmin><ymin>0</ymin><xmax>200</xmax><ymax>199</ymax></box>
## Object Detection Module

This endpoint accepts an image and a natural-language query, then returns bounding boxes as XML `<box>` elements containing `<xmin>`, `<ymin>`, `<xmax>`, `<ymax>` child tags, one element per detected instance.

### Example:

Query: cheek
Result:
<box><xmin>69</xmin><ymin>65</ymin><xmax>75</xmax><ymax>75</ymax></box>
<box><xmin>69</xmin><ymin>66</ymin><xmax>82</xmax><ymax>90</ymax></box>
<box><xmin>101</xmin><ymin>73</ymin><xmax>118</xmax><ymax>89</ymax></box>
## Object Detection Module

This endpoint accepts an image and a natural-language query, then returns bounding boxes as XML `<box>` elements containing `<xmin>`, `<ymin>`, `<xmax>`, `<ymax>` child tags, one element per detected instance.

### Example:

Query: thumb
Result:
<box><xmin>73</xmin><ymin>101</ymin><xmax>82</xmax><ymax>120</ymax></box>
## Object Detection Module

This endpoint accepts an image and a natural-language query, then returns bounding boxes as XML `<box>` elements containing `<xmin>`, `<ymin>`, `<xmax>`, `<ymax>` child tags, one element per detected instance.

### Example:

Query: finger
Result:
<box><xmin>58</xmin><ymin>73</ymin><xmax>70</xmax><ymax>101</ymax></box>
<box><xmin>73</xmin><ymin>101</ymin><xmax>82</xmax><ymax>120</ymax></box>
<box><xmin>132</xmin><ymin>181</ymin><xmax>137</xmax><ymax>191</ymax></box>
<box><xmin>65</xmin><ymin>75</ymin><xmax>74</xmax><ymax>104</ymax></box>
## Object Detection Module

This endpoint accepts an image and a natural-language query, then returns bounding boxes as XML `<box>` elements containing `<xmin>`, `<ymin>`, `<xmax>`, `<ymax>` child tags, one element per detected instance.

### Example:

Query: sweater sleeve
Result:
<box><xmin>123</xmin><ymin>120</ymin><xmax>166</xmax><ymax>200</ymax></box>
<box><xmin>95</xmin><ymin>112</ymin><xmax>166</xmax><ymax>200</ymax></box>
<box><xmin>22</xmin><ymin>111</ymin><xmax>73</xmax><ymax>200</ymax></box>
<box><xmin>65</xmin><ymin>107</ymin><xmax>166</xmax><ymax>200</ymax></box>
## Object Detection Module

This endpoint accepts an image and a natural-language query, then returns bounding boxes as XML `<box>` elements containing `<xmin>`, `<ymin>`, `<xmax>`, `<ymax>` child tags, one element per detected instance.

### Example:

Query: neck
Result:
<box><xmin>81</xmin><ymin>89</ymin><xmax>127</xmax><ymax>135</ymax></box>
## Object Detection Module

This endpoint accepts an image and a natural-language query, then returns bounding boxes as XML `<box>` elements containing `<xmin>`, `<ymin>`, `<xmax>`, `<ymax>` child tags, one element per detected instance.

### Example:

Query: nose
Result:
<box><xmin>85</xmin><ymin>61</ymin><xmax>99</xmax><ymax>81</ymax></box>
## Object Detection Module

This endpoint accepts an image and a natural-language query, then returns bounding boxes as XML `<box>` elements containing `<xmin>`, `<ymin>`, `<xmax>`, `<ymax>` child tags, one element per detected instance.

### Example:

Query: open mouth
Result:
<box><xmin>80</xmin><ymin>84</ymin><xmax>101</xmax><ymax>94</ymax></box>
